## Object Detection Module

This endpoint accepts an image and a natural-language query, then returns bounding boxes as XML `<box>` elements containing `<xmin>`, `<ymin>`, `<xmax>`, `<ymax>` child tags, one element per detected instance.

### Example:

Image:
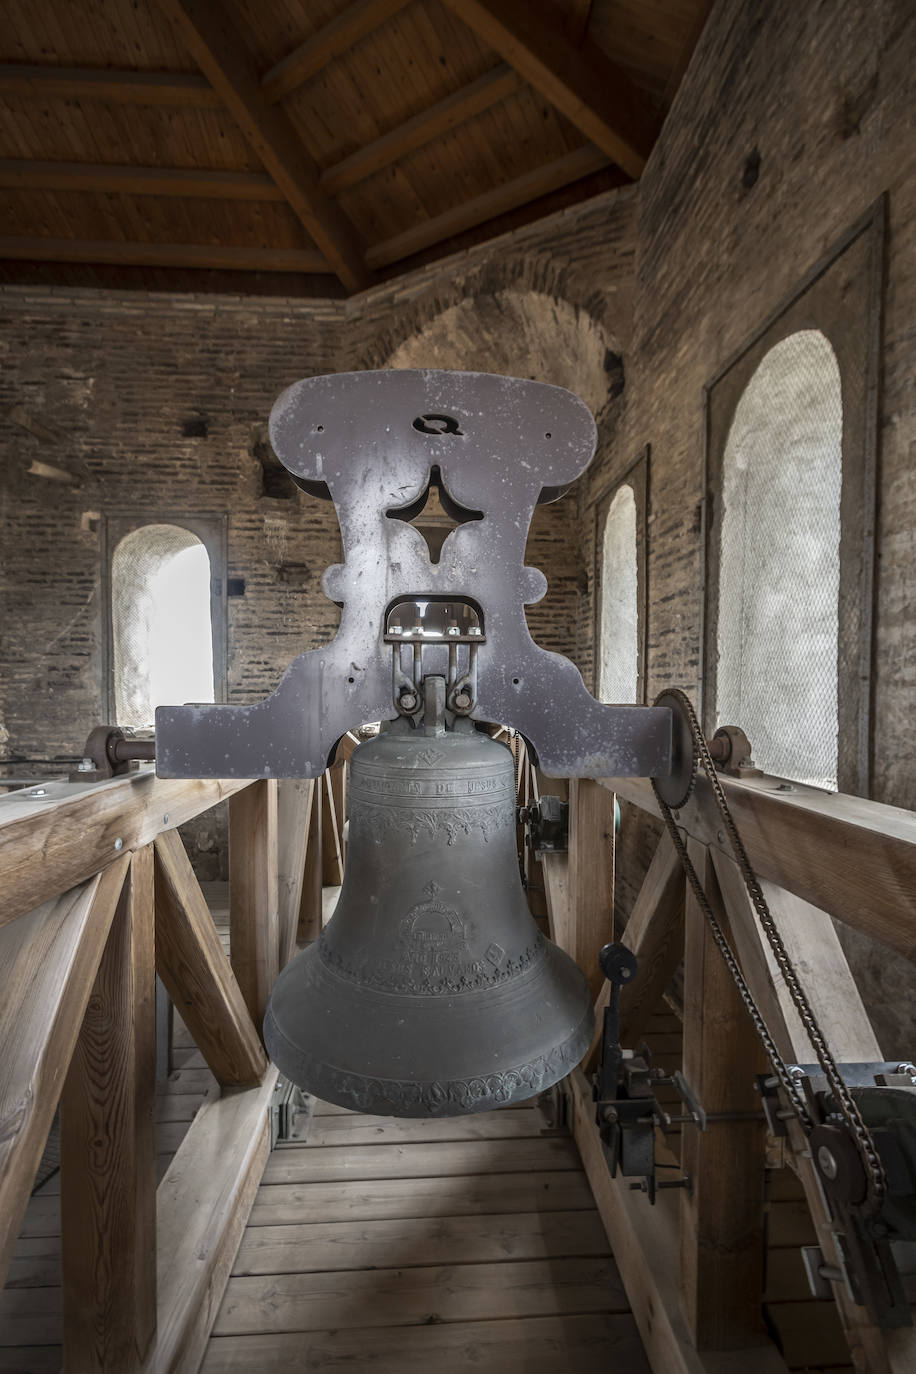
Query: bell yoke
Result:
<box><xmin>155</xmin><ymin>370</ymin><xmax>676</xmax><ymax>1117</ymax></box>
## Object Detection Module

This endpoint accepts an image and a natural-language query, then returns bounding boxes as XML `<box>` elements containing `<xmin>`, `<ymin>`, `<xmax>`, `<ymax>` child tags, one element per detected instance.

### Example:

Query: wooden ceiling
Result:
<box><xmin>0</xmin><ymin>0</ymin><xmax>712</xmax><ymax>296</ymax></box>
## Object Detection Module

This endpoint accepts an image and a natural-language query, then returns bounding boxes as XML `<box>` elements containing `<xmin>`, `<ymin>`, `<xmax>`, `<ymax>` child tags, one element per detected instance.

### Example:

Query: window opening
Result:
<box><xmin>716</xmin><ymin>330</ymin><xmax>842</xmax><ymax>790</ymax></box>
<box><xmin>112</xmin><ymin>524</ymin><xmax>215</xmax><ymax>728</ymax></box>
<box><xmin>598</xmin><ymin>483</ymin><xmax>639</xmax><ymax>704</ymax></box>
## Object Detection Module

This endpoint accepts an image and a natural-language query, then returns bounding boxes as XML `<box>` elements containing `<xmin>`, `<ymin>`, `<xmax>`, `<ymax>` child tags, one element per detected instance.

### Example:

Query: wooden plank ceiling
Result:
<box><xmin>0</xmin><ymin>0</ymin><xmax>712</xmax><ymax>296</ymax></box>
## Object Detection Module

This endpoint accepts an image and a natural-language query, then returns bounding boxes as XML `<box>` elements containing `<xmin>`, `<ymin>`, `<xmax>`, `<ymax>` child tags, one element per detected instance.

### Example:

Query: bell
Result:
<box><xmin>264</xmin><ymin>714</ymin><xmax>594</xmax><ymax>1117</ymax></box>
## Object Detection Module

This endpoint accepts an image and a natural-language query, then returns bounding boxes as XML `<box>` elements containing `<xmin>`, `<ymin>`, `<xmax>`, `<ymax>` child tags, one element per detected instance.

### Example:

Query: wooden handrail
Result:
<box><xmin>0</xmin><ymin>768</ymin><xmax>253</xmax><ymax>929</ymax></box>
<box><xmin>601</xmin><ymin>771</ymin><xmax>916</xmax><ymax>959</ymax></box>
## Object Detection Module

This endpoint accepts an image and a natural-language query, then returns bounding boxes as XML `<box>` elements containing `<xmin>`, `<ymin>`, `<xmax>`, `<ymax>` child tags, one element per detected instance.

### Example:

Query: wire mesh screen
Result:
<box><xmin>598</xmin><ymin>483</ymin><xmax>639</xmax><ymax>704</ymax></box>
<box><xmin>716</xmin><ymin>330</ymin><xmax>842</xmax><ymax>791</ymax></box>
<box><xmin>112</xmin><ymin>524</ymin><xmax>214</xmax><ymax>729</ymax></box>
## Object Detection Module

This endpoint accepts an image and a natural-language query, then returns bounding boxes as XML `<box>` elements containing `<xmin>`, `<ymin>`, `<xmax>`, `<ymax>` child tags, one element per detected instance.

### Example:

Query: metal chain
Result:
<box><xmin>651</xmin><ymin>689</ymin><xmax>886</xmax><ymax>1211</ymax></box>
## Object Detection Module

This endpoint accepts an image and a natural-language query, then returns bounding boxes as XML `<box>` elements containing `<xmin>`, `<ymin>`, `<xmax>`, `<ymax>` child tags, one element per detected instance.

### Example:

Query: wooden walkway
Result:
<box><xmin>201</xmin><ymin>1095</ymin><xmax>650</xmax><ymax>1374</ymax></box>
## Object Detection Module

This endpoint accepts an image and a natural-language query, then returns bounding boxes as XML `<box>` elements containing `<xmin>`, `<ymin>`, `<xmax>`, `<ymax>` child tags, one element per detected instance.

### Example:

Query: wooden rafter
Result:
<box><xmin>0</xmin><ymin>158</ymin><xmax>285</xmax><ymax>200</ymax></box>
<box><xmin>155</xmin><ymin>0</ymin><xmax>370</xmax><ymax>292</ymax></box>
<box><xmin>0</xmin><ymin>236</ymin><xmax>332</xmax><ymax>273</ymax></box>
<box><xmin>262</xmin><ymin>0</ymin><xmax>411</xmax><ymax>104</ymax></box>
<box><xmin>441</xmin><ymin>0</ymin><xmax>657</xmax><ymax>179</ymax></box>
<box><xmin>367</xmin><ymin>142</ymin><xmax>612</xmax><ymax>269</ymax></box>
<box><xmin>320</xmin><ymin>65</ymin><xmax>521</xmax><ymax>195</ymax></box>
<box><xmin>0</xmin><ymin>62</ymin><xmax>220</xmax><ymax>106</ymax></box>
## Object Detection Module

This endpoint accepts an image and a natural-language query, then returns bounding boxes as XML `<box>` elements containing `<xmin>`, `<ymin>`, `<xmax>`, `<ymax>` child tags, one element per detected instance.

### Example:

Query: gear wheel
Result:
<box><xmin>652</xmin><ymin>688</ymin><xmax>699</xmax><ymax>808</ymax></box>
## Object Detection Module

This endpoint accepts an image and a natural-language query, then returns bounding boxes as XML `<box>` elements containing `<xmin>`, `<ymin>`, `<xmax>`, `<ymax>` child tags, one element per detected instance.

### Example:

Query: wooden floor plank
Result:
<box><xmin>261</xmin><ymin>1137</ymin><xmax>581</xmax><ymax>1185</ymax></box>
<box><xmin>234</xmin><ymin>1209</ymin><xmax>610</xmax><ymax>1275</ymax></box>
<box><xmin>214</xmin><ymin>1255</ymin><xmax>627</xmax><ymax>1335</ymax></box>
<box><xmin>249</xmin><ymin>1171</ymin><xmax>596</xmax><ymax>1225</ymax></box>
<box><xmin>302</xmin><ymin>1108</ymin><xmax>548</xmax><ymax>1146</ymax></box>
<box><xmin>202</xmin><ymin>1312</ymin><xmax>650</xmax><ymax>1373</ymax></box>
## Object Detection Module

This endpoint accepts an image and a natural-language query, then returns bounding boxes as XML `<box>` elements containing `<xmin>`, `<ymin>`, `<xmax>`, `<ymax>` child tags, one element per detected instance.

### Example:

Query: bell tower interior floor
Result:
<box><xmin>201</xmin><ymin>1094</ymin><xmax>646</xmax><ymax>1373</ymax></box>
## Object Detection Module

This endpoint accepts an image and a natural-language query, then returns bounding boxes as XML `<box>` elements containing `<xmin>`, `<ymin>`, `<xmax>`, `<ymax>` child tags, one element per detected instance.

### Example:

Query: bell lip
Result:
<box><xmin>264</xmin><ymin>1000</ymin><xmax>594</xmax><ymax>1118</ymax></box>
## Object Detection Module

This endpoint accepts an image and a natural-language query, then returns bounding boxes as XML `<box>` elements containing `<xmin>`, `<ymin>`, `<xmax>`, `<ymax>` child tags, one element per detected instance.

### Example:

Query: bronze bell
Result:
<box><xmin>264</xmin><ymin>703</ymin><xmax>594</xmax><ymax>1117</ymax></box>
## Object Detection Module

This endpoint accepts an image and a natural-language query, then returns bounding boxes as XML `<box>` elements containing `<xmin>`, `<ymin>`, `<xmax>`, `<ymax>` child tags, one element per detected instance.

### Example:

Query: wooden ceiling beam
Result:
<box><xmin>440</xmin><ymin>0</ymin><xmax>657</xmax><ymax>179</ymax></box>
<box><xmin>156</xmin><ymin>0</ymin><xmax>370</xmax><ymax>292</ymax></box>
<box><xmin>0</xmin><ymin>62</ymin><xmax>220</xmax><ymax>107</ymax></box>
<box><xmin>261</xmin><ymin>0</ymin><xmax>411</xmax><ymax>104</ymax></box>
<box><xmin>0</xmin><ymin>237</ymin><xmax>333</xmax><ymax>273</ymax></box>
<box><xmin>321</xmin><ymin>65</ymin><xmax>521</xmax><ymax>195</ymax></box>
<box><xmin>0</xmin><ymin>159</ymin><xmax>286</xmax><ymax>200</ymax></box>
<box><xmin>367</xmin><ymin>142</ymin><xmax>611</xmax><ymax>270</ymax></box>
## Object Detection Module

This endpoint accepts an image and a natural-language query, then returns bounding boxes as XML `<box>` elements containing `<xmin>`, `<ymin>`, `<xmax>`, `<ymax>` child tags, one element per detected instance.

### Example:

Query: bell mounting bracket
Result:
<box><xmin>155</xmin><ymin>370</ymin><xmax>673</xmax><ymax>779</ymax></box>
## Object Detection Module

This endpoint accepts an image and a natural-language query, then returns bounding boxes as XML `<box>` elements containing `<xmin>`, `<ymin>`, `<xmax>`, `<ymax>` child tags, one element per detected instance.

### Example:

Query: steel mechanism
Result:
<box><xmin>594</xmin><ymin>685</ymin><xmax>916</xmax><ymax>1328</ymax></box>
<box><xmin>154</xmin><ymin>370</ymin><xmax>672</xmax><ymax>782</ymax></box>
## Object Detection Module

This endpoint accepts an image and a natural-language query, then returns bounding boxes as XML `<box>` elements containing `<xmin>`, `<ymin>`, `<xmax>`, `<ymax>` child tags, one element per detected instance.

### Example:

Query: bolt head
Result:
<box><xmin>399</xmin><ymin>693</ymin><xmax>418</xmax><ymax>712</ymax></box>
<box><xmin>77</xmin><ymin>758</ymin><xmax>94</xmax><ymax>772</ymax></box>
<box><xmin>114</xmin><ymin>837</ymin><xmax>124</xmax><ymax>852</ymax></box>
<box><xmin>447</xmin><ymin>626</ymin><xmax>460</xmax><ymax>636</ymax></box>
<box><xmin>28</xmin><ymin>787</ymin><xmax>47</xmax><ymax>798</ymax></box>
<box><xmin>468</xmin><ymin>626</ymin><xmax>483</xmax><ymax>637</ymax></box>
<box><xmin>388</xmin><ymin>625</ymin><xmax>403</xmax><ymax>635</ymax></box>
<box><xmin>817</xmin><ymin>1145</ymin><xmax>839</xmax><ymax>1180</ymax></box>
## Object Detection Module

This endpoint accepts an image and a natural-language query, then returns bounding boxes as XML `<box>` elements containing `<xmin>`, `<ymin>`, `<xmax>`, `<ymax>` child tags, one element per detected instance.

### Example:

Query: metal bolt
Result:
<box><xmin>399</xmin><ymin>692</ymin><xmax>418</xmax><ymax>713</ymax></box>
<box><xmin>468</xmin><ymin>626</ymin><xmax>483</xmax><ymax>637</ymax></box>
<box><xmin>716</xmin><ymin>830</ymin><xmax>726</xmax><ymax>843</ymax></box>
<box><xmin>896</xmin><ymin>1063</ymin><xmax>916</xmax><ymax>1076</ymax></box>
<box><xmin>389</xmin><ymin>624</ymin><xmax>403</xmax><ymax>635</ymax></box>
<box><xmin>77</xmin><ymin>758</ymin><xmax>94</xmax><ymax>773</ymax></box>
<box><xmin>453</xmin><ymin>691</ymin><xmax>472</xmax><ymax>710</ymax></box>
<box><xmin>817</xmin><ymin>1145</ymin><xmax>839</xmax><ymax>1181</ymax></box>
<box><xmin>447</xmin><ymin>625</ymin><xmax>460</xmax><ymax>636</ymax></box>
<box><xmin>162</xmin><ymin>813</ymin><xmax>170</xmax><ymax>825</ymax></box>
<box><xmin>776</xmin><ymin>782</ymin><xmax>796</xmax><ymax>792</ymax></box>
<box><xmin>27</xmin><ymin>787</ymin><xmax>47</xmax><ymax>798</ymax></box>
<box><xmin>789</xmin><ymin>1065</ymin><xmax>805</xmax><ymax>1080</ymax></box>
<box><xmin>114</xmin><ymin>837</ymin><xmax>124</xmax><ymax>851</ymax></box>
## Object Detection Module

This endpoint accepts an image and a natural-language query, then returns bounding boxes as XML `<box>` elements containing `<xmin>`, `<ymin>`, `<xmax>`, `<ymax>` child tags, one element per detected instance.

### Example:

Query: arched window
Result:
<box><xmin>598</xmin><ymin>483</ymin><xmax>639</xmax><ymax>704</ymax></box>
<box><xmin>716</xmin><ymin>330</ymin><xmax>842</xmax><ymax>790</ymax></box>
<box><xmin>111</xmin><ymin>524</ymin><xmax>215</xmax><ymax>728</ymax></box>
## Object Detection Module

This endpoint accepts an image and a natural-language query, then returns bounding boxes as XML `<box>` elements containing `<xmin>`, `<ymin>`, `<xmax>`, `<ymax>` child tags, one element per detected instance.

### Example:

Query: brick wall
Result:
<box><xmin>0</xmin><ymin>191</ymin><xmax>635</xmax><ymax>776</ymax></box>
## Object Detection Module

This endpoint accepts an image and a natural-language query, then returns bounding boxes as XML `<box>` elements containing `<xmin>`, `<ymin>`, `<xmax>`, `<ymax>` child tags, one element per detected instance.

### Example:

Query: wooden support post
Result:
<box><xmin>321</xmin><ymin>765</ymin><xmax>345</xmax><ymax>886</ymax></box>
<box><xmin>680</xmin><ymin>838</ymin><xmax>767</xmax><ymax>1349</ymax></box>
<box><xmin>154</xmin><ymin>831</ymin><xmax>267</xmax><ymax>1086</ymax></box>
<box><xmin>229</xmin><ymin>779</ymin><xmax>280</xmax><ymax>1027</ymax></box>
<box><xmin>276</xmin><ymin>778</ymin><xmax>315</xmax><ymax>967</ymax></box>
<box><xmin>61</xmin><ymin>845</ymin><xmax>157</xmax><ymax>1373</ymax></box>
<box><xmin>298</xmin><ymin>776</ymin><xmax>324</xmax><ymax>943</ymax></box>
<box><xmin>0</xmin><ymin>858</ymin><xmax>129</xmax><ymax>1288</ymax></box>
<box><xmin>568</xmin><ymin>778</ymin><xmax>615</xmax><ymax>1002</ymax></box>
<box><xmin>584</xmin><ymin>829</ymin><xmax>685</xmax><ymax>1072</ymax></box>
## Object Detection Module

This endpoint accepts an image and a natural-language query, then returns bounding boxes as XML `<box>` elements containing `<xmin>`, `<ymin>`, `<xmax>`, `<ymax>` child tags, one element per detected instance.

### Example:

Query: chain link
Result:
<box><xmin>651</xmin><ymin>689</ymin><xmax>886</xmax><ymax>1211</ymax></box>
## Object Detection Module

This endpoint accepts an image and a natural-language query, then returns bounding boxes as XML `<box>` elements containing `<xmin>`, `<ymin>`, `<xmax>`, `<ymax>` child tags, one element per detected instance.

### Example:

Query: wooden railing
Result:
<box><xmin>2</xmin><ymin>729</ymin><xmax>913</xmax><ymax>1373</ymax></box>
<box><xmin>520</xmin><ymin>747</ymin><xmax>916</xmax><ymax>1374</ymax></box>
<box><xmin>0</xmin><ymin>737</ymin><xmax>353</xmax><ymax>1374</ymax></box>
